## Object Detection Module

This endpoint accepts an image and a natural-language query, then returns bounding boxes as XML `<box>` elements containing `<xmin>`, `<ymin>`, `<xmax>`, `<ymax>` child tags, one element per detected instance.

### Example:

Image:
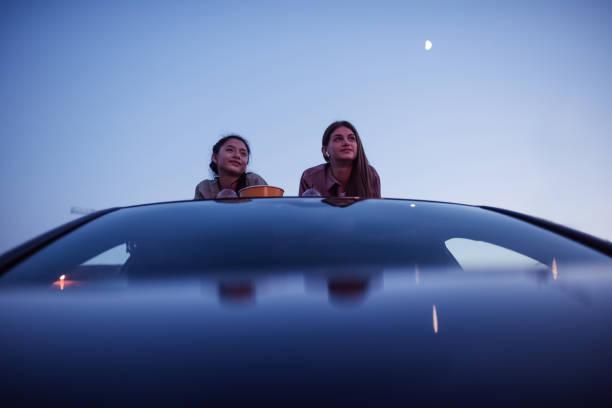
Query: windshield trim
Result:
<box><xmin>480</xmin><ymin>205</ymin><xmax>612</xmax><ymax>258</ymax></box>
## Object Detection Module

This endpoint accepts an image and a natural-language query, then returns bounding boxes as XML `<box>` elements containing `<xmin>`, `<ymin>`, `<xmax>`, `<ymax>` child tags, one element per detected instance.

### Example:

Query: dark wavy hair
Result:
<box><xmin>209</xmin><ymin>134</ymin><xmax>251</xmax><ymax>192</ymax></box>
<box><xmin>322</xmin><ymin>121</ymin><xmax>377</xmax><ymax>198</ymax></box>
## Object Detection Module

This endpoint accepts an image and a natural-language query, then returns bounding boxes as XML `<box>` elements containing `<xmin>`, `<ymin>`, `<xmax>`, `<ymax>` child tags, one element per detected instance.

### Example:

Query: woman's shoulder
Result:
<box><xmin>300</xmin><ymin>163</ymin><xmax>327</xmax><ymax>178</ymax></box>
<box><xmin>245</xmin><ymin>172</ymin><xmax>267</xmax><ymax>186</ymax></box>
<box><xmin>194</xmin><ymin>178</ymin><xmax>218</xmax><ymax>200</ymax></box>
<box><xmin>195</xmin><ymin>178</ymin><xmax>216</xmax><ymax>189</ymax></box>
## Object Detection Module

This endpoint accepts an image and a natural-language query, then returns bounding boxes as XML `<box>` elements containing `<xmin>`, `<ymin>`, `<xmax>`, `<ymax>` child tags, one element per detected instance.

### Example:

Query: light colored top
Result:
<box><xmin>194</xmin><ymin>173</ymin><xmax>267</xmax><ymax>200</ymax></box>
<box><xmin>299</xmin><ymin>163</ymin><xmax>381</xmax><ymax>198</ymax></box>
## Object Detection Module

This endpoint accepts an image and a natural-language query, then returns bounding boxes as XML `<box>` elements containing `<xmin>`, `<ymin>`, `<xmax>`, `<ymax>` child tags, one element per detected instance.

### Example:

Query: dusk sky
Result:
<box><xmin>1</xmin><ymin>0</ymin><xmax>611</xmax><ymax>253</ymax></box>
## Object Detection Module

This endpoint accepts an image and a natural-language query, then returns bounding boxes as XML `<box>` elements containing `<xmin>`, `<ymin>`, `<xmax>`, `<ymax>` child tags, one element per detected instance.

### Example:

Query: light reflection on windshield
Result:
<box><xmin>218</xmin><ymin>281</ymin><xmax>255</xmax><ymax>305</ymax></box>
<box><xmin>4</xmin><ymin>263</ymin><xmax>610</xmax><ymax>314</ymax></box>
<box><xmin>52</xmin><ymin>274</ymin><xmax>80</xmax><ymax>291</ymax></box>
<box><xmin>433</xmin><ymin>305</ymin><xmax>439</xmax><ymax>334</ymax></box>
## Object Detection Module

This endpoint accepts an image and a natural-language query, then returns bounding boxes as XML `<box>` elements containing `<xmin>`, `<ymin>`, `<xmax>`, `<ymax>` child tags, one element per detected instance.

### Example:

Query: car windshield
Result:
<box><xmin>1</xmin><ymin>198</ymin><xmax>610</xmax><ymax>285</ymax></box>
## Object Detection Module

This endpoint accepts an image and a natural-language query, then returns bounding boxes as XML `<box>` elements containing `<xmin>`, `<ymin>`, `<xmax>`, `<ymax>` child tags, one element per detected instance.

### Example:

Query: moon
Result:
<box><xmin>425</xmin><ymin>40</ymin><xmax>432</xmax><ymax>51</ymax></box>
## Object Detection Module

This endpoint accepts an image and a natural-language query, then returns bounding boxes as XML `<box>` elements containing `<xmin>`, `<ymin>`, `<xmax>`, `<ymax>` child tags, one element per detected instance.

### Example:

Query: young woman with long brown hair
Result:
<box><xmin>299</xmin><ymin>121</ymin><xmax>380</xmax><ymax>198</ymax></box>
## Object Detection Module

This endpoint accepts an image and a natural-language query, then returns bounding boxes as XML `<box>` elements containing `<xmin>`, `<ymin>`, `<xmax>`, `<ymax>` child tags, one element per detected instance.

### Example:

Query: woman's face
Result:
<box><xmin>323</xmin><ymin>126</ymin><xmax>358</xmax><ymax>162</ymax></box>
<box><xmin>212</xmin><ymin>138</ymin><xmax>249</xmax><ymax>176</ymax></box>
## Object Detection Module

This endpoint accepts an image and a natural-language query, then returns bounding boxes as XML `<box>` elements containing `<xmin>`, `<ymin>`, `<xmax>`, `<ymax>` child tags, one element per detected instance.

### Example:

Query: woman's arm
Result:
<box><xmin>246</xmin><ymin>173</ymin><xmax>268</xmax><ymax>186</ymax></box>
<box><xmin>298</xmin><ymin>172</ymin><xmax>310</xmax><ymax>196</ymax></box>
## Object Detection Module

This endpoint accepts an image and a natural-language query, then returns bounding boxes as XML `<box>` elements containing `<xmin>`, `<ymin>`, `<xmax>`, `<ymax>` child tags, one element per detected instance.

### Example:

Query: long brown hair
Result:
<box><xmin>322</xmin><ymin>121</ymin><xmax>377</xmax><ymax>197</ymax></box>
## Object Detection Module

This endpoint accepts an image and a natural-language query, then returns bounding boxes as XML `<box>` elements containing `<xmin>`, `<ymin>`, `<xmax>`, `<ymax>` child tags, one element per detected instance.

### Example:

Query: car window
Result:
<box><xmin>1</xmin><ymin>200</ymin><xmax>609</xmax><ymax>284</ymax></box>
<box><xmin>445</xmin><ymin>238</ymin><xmax>546</xmax><ymax>272</ymax></box>
<box><xmin>82</xmin><ymin>243</ymin><xmax>129</xmax><ymax>266</ymax></box>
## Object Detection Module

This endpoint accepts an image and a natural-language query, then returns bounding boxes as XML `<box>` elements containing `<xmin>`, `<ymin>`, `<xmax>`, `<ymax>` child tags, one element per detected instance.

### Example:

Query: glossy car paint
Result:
<box><xmin>1</xmin><ymin>198</ymin><xmax>611</xmax><ymax>405</ymax></box>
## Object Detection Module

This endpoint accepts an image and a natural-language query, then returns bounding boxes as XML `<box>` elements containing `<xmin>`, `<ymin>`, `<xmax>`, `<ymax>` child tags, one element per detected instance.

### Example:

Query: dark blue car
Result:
<box><xmin>1</xmin><ymin>197</ymin><xmax>611</xmax><ymax>406</ymax></box>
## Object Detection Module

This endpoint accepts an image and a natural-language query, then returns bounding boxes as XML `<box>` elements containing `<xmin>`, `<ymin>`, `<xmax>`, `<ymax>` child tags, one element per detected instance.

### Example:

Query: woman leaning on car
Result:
<box><xmin>299</xmin><ymin>120</ymin><xmax>380</xmax><ymax>198</ymax></box>
<box><xmin>194</xmin><ymin>134</ymin><xmax>267</xmax><ymax>200</ymax></box>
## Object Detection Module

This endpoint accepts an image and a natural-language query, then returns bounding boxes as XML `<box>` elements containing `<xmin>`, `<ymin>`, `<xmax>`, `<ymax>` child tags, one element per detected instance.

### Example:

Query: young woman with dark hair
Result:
<box><xmin>194</xmin><ymin>135</ymin><xmax>267</xmax><ymax>200</ymax></box>
<box><xmin>299</xmin><ymin>121</ymin><xmax>380</xmax><ymax>198</ymax></box>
